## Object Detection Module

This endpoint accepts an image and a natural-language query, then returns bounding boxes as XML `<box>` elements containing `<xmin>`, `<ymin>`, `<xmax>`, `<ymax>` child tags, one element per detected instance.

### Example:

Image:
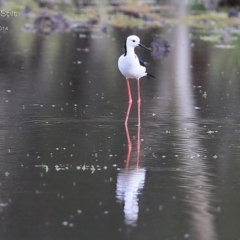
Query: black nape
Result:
<box><xmin>124</xmin><ymin>39</ymin><xmax>127</xmax><ymax>56</ymax></box>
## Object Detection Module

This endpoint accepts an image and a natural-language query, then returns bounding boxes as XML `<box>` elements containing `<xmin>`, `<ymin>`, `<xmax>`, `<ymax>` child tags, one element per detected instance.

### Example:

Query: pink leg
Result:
<box><xmin>125</xmin><ymin>78</ymin><xmax>132</xmax><ymax>125</ymax></box>
<box><xmin>137</xmin><ymin>79</ymin><xmax>141</xmax><ymax>127</ymax></box>
<box><xmin>136</xmin><ymin>78</ymin><xmax>141</xmax><ymax>168</ymax></box>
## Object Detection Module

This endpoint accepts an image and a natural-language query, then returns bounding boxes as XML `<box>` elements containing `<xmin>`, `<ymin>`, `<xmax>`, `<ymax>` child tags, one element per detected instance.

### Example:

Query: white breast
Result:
<box><xmin>118</xmin><ymin>54</ymin><xmax>146</xmax><ymax>79</ymax></box>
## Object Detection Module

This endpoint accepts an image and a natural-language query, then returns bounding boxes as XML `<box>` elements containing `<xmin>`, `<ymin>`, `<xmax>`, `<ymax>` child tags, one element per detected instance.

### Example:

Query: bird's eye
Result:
<box><xmin>132</xmin><ymin>40</ymin><xmax>135</xmax><ymax>42</ymax></box>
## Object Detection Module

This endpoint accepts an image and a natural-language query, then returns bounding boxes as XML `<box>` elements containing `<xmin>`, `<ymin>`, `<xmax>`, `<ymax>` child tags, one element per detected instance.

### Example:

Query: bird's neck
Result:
<box><xmin>125</xmin><ymin>46</ymin><xmax>136</xmax><ymax>56</ymax></box>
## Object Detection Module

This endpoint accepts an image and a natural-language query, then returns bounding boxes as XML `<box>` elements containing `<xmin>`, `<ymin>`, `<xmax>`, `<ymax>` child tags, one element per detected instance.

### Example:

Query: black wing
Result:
<box><xmin>147</xmin><ymin>73</ymin><xmax>155</xmax><ymax>79</ymax></box>
<box><xmin>137</xmin><ymin>55</ymin><xmax>155</xmax><ymax>78</ymax></box>
<box><xmin>138</xmin><ymin>57</ymin><xmax>145</xmax><ymax>67</ymax></box>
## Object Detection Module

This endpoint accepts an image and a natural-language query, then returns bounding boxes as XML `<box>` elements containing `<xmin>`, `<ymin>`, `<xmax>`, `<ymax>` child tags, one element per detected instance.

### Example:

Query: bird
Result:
<box><xmin>118</xmin><ymin>35</ymin><xmax>155</xmax><ymax>126</ymax></box>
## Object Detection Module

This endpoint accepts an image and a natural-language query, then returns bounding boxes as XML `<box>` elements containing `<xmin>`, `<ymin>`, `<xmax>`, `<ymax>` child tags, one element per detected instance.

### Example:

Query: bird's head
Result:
<box><xmin>125</xmin><ymin>35</ymin><xmax>152</xmax><ymax>51</ymax></box>
<box><xmin>126</xmin><ymin>35</ymin><xmax>140</xmax><ymax>48</ymax></box>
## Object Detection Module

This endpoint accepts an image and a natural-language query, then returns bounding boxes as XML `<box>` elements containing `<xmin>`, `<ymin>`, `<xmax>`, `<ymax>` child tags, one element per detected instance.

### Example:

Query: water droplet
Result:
<box><xmin>77</xmin><ymin>210</ymin><xmax>82</xmax><ymax>214</ymax></box>
<box><xmin>62</xmin><ymin>221</ymin><xmax>68</xmax><ymax>226</ymax></box>
<box><xmin>184</xmin><ymin>233</ymin><xmax>190</xmax><ymax>239</ymax></box>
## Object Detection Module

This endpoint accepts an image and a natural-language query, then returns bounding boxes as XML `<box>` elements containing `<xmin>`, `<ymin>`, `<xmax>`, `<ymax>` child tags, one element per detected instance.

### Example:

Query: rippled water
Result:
<box><xmin>1</xmin><ymin>13</ymin><xmax>240</xmax><ymax>240</ymax></box>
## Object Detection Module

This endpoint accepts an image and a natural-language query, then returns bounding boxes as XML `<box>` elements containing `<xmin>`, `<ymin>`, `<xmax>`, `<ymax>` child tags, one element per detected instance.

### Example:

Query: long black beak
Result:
<box><xmin>139</xmin><ymin>43</ymin><xmax>152</xmax><ymax>52</ymax></box>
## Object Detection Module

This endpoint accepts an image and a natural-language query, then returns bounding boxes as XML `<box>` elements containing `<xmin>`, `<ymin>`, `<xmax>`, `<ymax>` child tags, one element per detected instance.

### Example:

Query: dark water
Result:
<box><xmin>1</xmin><ymin>15</ymin><xmax>240</xmax><ymax>240</ymax></box>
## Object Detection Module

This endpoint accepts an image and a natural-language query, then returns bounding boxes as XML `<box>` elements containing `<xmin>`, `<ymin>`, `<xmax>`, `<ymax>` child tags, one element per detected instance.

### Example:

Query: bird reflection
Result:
<box><xmin>150</xmin><ymin>36</ymin><xmax>170</xmax><ymax>60</ymax></box>
<box><xmin>116</xmin><ymin>124</ymin><xmax>146</xmax><ymax>226</ymax></box>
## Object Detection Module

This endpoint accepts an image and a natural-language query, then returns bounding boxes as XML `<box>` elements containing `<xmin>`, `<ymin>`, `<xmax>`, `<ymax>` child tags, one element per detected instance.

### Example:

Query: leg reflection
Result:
<box><xmin>136</xmin><ymin>120</ymin><xmax>140</xmax><ymax>168</ymax></box>
<box><xmin>125</xmin><ymin>124</ymin><xmax>132</xmax><ymax>169</ymax></box>
<box><xmin>116</xmin><ymin>124</ymin><xmax>145</xmax><ymax>226</ymax></box>
<box><xmin>125</xmin><ymin>123</ymin><xmax>140</xmax><ymax>169</ymax></box>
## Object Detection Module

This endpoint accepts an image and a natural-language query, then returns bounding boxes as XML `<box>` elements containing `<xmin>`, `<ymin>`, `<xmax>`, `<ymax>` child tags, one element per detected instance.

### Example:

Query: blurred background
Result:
<box><xmin>1</xmin><ymin>0</ymin><xmax>240</xmax><ymax>240</ymax></box>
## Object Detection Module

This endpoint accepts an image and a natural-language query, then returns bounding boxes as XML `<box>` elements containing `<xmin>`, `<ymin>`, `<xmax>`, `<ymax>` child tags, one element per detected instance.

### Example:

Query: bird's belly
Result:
<box><xmin>118</xmin><ymin>56</ymin><xmax>146</xmax><ymax>79</ymax></box>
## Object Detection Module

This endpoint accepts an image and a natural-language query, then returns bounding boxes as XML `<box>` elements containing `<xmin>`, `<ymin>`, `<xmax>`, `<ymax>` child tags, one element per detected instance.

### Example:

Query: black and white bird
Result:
<box><xmin>118</xmin><ymin>35</ymin><xmax>155</xmax><ymax>125</ymax></box>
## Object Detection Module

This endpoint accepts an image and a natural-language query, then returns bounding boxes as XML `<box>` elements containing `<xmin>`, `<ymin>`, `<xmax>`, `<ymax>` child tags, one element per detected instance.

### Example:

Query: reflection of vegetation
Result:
<box><xmin>175</xmin><ymin>11</ymin><xmax>240</xmax><ymax>43</ymax></box>
<box><xmin>111</xmin><ymin>4</ymin><xmax>164</xmax><ymax>28</ymax></box>
<box><xmin>1</xmin><ymin>0</ymin><xmax>240</xmax><ymax>52</ymax></box>
<box><xmin>177</xmin><ymin>12</ymin><xmax>239</xmax><ymax>29</ymax></box>
<box><xmin>111</xmin><ymin>14</ymin><xmax>146</xmax><ymax>28</ymax></box>
<box><xmin>1</xmin><ymin>1</ymin><xmax>166</xmax><ymax>32</ymax></box>
<box><xmin>200</xmin><ymin>34</ymin><xmax>223</xmax><ymax>42</ymax></box>
<box><xmin>3</xmin><ymin>0</ymin><xmax>240</xmax><ymax>38</ymax></box>
<box><xmin>200</xmin><ymin>34</ymin><xmax>238</xmax><ymax>43</ymax></box>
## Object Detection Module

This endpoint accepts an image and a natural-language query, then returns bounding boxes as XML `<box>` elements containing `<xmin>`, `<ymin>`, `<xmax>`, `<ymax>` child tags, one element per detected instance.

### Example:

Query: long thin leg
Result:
<box><xmin>137</xmin><ymin>79</ymin><xmax>141</xmax><ymax>127</ymax></box>
<box><xmin>125</xmin><ymin>78</ymin><xmax>132</xmax><ymax>125</ymax></box>
<box><xmin>136</xmin><ymin>78</ymin><xmax>141</xmax><ymax>168</ymax></box>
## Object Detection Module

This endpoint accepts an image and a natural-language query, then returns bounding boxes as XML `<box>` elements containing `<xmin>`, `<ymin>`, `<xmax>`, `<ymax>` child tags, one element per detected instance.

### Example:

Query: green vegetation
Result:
<box><xmin>2</xmin><ymin>1</ymin><xmax>240</xmax><ymax>43</ymax></box>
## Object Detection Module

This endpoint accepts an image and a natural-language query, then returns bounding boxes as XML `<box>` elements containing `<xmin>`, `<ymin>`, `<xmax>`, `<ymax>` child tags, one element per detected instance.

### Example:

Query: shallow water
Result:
<box><xmin>1</xmin><ymin>14</ymin><xmax>240</xmax><ymax>240</ymax></box>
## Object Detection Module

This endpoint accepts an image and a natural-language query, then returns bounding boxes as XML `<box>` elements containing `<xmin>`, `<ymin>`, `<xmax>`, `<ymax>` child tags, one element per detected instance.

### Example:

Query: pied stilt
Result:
<box><xmin>118</xmin><ymin>35</ymin><xmax>155</xmax><ymax>125</ymax></box>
